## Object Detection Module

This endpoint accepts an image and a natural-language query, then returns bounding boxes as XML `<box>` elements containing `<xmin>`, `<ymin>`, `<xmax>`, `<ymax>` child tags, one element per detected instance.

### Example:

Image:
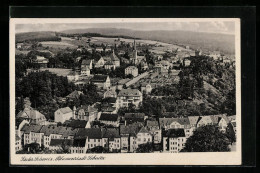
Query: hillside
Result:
<box><xmin>62</xmin><ymin>28</ymin><xmax>235</xmax><ymax>54</ymax></box>
<box><xmin>16</xmin><ymin>31</ymin><xmax>61</xmax><ymax>43</ymax></box>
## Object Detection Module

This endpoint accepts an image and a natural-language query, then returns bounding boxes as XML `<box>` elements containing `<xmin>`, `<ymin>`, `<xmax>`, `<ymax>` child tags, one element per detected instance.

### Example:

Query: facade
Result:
<box><xmin>140</xmin><ymin>83</ymin><xmax>152</xmax><ymax>94</ymax></box>
<box><xmin>146</xmin><ymin>120</ymin><xmax>162</xmax><ymax>144</ymax></box>
<box><xmin>104</xmin><ymin>61</ymin><xmax>116</xmax><ymax>70</ymax></box>
<box><xmin>95</xmin><ymin>57</ymin><xmax>105</xmax><ymax>68</ymax></box>
<box><xmin>91</xmin><ymin>75</ymin><xmax>111</xmax><ymax>89</ymax></box>
<box><xmin>104</xmin><ymin>89</ymin><xmax>117</xmax><ymax>98</ymax></box>
<box><xmin>34</xmin><ymin>56</ymin><xmax>49</xmax><ymax>68</ymax></box>
<box><xmin>163</xmin><ymin>129</ymin><xmax>187</xmax><ymax>153</ymax></box>
<box><xmin>81</xmin><ymin>66</ymin><xmax>90</xmax><ymax>75</ymax></box>
<box><xmin>17</xmin><ymin>107</ymin><xmax>47</xmax><ymax>125</ymax></box>
<box><xmin>74</xmin><ymin>105</ymin><xmax>98</xmax><ymax>122</ymax></box>
<box><xmin>21</xmin><ymin>124</ymin><xmax>44</xmax><ymax>146</ymax></box>
<box><xmin>183</xmin><ymin>59</ymin><xmax>191</xmax><ymax>67</ymax></box>
<box><xmin>81</xmin><ymin>59</ymin><xmax>93</xmax><ymax>70</ymax></box>
<box><xmin>99</xmin><ymin>114</ymin><xmax>120</xmax><ymax>127</ymax></box>
<box><xmin>117</xmin><ymin>89</ymin><xmax>143</xmax><ymax>108</ymax></box>
<box><xmin>54</xmin><ymin>107</ymin><xmax>73</xmax><ymax>124</ymax></box>
<box><xmin>125</xmin><ymin>66</ymin><xmax>138</xmax><ymax>77</ymax></box>
<box><xmin>15</xmin><ymin>134</ymin><xmax>22</xmax><ymax>152</ymax></box>
<box><xmin>102</xmin><ymin>128</ymin><xmax>121</xmax><ymax>152</ymax></box>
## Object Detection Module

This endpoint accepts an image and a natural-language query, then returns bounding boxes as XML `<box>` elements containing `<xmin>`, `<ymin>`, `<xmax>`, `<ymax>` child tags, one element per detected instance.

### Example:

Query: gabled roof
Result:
<box><xmin>66</xmin><ymin>90</ymin><xmax>83</xmax><ymax>99</ymax></box>
<box><xmin>21</xmin><ymin>124</ymin><xmax>43</xmax><ymax>134</ymax></box>
<box><xmin>118</xmin><ymin>89</ymin><xmax>142</xmax><ymax>97</ymax></box>
<box><xmin>99</xmin><ymin>113</ymin><xmax>119</xmax><ymax>122</ymax></box>
<box><xmin>17</xmin><ymin>107</ymin><xmax>46</xmax><ymax>122</ymax></box>
<box><xmin>146</xmin><ymin>120</ymin><xmax>159</xmax><ymax>127</ymax></box>
<box><xmin>110</xmin><ymin>52</ymin><xmax>120</xmax><ymax>61</ymax></box>
<box><xmin>197</xmin><ymin>116</ymin><xmax>213</xmax><ymax>124</ymax></box>
<box><xmin>76</xmin><ymin>105</ymin><xmax>98</xmax><ymax>115</ymax></box>
<box><xmin>102</xmin><ymin>128</ymin><xmax>120</xmax><ymax>139</ymax></box>
<box><xmin>75</xmin><ymin>128</ymin><xmax>103</xmax><ymax>139</ymax></box>
<box><xmin>104</xmin><ymin>61</ymin><xmax>115</xmax><ymax>65</ymax></box>
<box><xmin>138</xmin><ymin>126</ymin><xmax>150</xmax><ymax>134</ymax></box>
<box><xmin>49</xmin><ymin>139</ymin><xmax>74</xmax><ymax>147</ymax></box>
<box><xmin>124</xmin><ymin>113</ymin><xmax>145</xmax><ymax>121</ymax></box>
<box><xmin>164</xmin><ymin>129</ymin><xmax>185</xmax><ymax>138</ymax></box>
<box><xmin>81</xmin><ymin>66</ymin><xmax>90</xmax><ymax>71</ymax></box>
<box><xmin>81</xmin><ymin>59</ymin><xmax>92</xmax><ymax>65</ymax></box>
<box><xmin>91</xmin><ymin>75</ymin><xmax>108</xmax><ymax>83</ymax></box>
<box><xmin>188</xmin><ymin>116</ymin><xmax>200</xmax><ymax>126</ymax></box>
<box><xmin>210</xmin><ymin>114</ymin><xmax>229</xmax><ymax>124</ymax></box>
<box><xmin>64</xmin><ymin>120</ymin><xmax>88</xmax><ymax>128</ymax></box>
<box><xmin>119</xmin><ymin>123</ymin><xmax>143</xmax><ymax>136</ymax></box>
<box><xmin>126</xmin><ymin>66</ymin><xmax>138</xmax><ymax>70</ymax></box>
<box><xmin>159</xmin><ymin>117</ymin><xmax>190</xmax><ymax>127</ymax></box>
<box><xmin>57</xmin><ymin>107</ymin><xmax>72</xmax><ymax>114</ymax></box>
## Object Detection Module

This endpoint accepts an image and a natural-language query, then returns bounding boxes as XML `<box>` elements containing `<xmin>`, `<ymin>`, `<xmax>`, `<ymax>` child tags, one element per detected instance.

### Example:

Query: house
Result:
<box><xmin>70</xmin><ymin>138</ymin><xmax>87</xmax><ymax>154</ymax></box>
<box><xmin>75</xmin><ymin>128</ymin><xmax>103</xmax><ymax>151</ymax></box>
<box><xmin>134</xmin><ymin>127</ymin><xmax>153</xmax><ymax>150</ymax></box>
<box><xmin>63</xmin><ymin>119</ymin><xmax>91</xmax><ymax>129</ymax></box>
<box><xmin>49</xmin><ymin>139</ymin><xmax>74</xmax><ymax>152</ymax></box>
<box><xmin>54</xmin><ymin>107</ymin><xmax>73</xmax><ymax>124</ymax></box>
<box><xmin>74</xmin><ymin>105</ymin><xmax>98</xmax><ymax>122</ymax></box>
<box><xmin>99</xmin><ymin>114</ymin><xmax>120</xmax><ymax>127</ymax></box>
<box><xmin>17</xmin><ymin>107</ymin><xmax>47</xmax><ymax>125</ymax></box>
<box><xmin>102</xmin><ymin>128</ymin><xmax>121</xmax><ymax>152</ymax></box>
<box><xmin>130</xmin><ymin>39</ymin><xmax>147</xmax><ymax>65</ymax></box>
<box><xmin>15</xmin><ymin>133</ymin><xmax>22</xmax><ymax>152</ymax></box>
<box><xmin>183</xmin><ymin>59</ymin><xmax>191</xmax><ymax>67</ymax></box>
<box><xmin>66</xmin><ymin>90</ymin><xmax>83</xmax><ymax>101</ymax></box>
<box><xmin>95</xmin><ymin>57</ymin><xmax>105</xmax><ymax>68</ymax></box>
<box><xmin>124</xmin><ymin>113</ymin><xmax>145</xmax><ymax>125</ymax></box>
<box><xmin>16</xmin><ymin>43</ymin><xmax>23</xmax><ymax>49</ymax></box>
<box><xmin>209</xmin><ymin>51</ymin><xmax>221</xmax><ymax>60</ymax></box>
<box><xmin>15</xmin><ymin>118</ymin><xmax>29</xmax><ymax>137</ymax></box>
<box><xmin>21</xmin><ymin>124</ymin><xmax>44</xmax><ymax>146</ymax></box>
<box><xmin>125</xmin><ymin>66</ymin><xmax>138</xmax><ymax>77</ymax></box>
<box><xmin>104</xmin><ymin>61</ymin><xmax>116</xmax><ymax>70</ymax></box>
<box><xmin>34</xmin><ymin>56</ymin><xmax>49</xmax><ymax>68</ymax></box>
<box><xmin>67</xmin><ymin>71</ymin><xmax>81</xmax><ymax>82</ymax></box>
<box><xmin>159</xmin><ymin>117</ymin><xmax>192</xmax><ymax>137</ymax></box>
<box><xmin>81</xmin><ymin>66</ymin><xmax>90</xmax><ymax>76</ymax></box>
<box><xmin>81</xmin><ymin>59</ymin><xmax>93</xmax><ymax>70</ymax></box>
<box><xmin>117</xmin><ymin>89</ymin><xmax>143</xmax><ymax>108</ymax></box>
<box><xmin>187</xmin><ymin>116</ymin><xmax>200</xmax><ymax>131</ymax></box>
<box><xmin>104</xmin><ymin>89</ymin><xmax>117</xmax><ymax>98</ymax></box>
<box><xmin>210</xmin><ymin>114</ymin><xmax>229</xmax><ymax>132</ymax></box>
<box><xmin>140</xmin><ymin>83</ymin><xmax>152</xmax><ymax>94</ymax></box>
<box><xmin>146</xmin><ymin>120</ymin><xmax>161</xmax><ymax>144</ymax></box>
<box><xmin>110</xmin><ymin>50</ymin><xmax>120</xmax><ymax>67</ymax></box>
<box><xmin>196</xmin><ymin>116</ymin><xmax>214</xmax><ymax>127</ymax></box>
<box><xmin>119</xmin><ymin>124</ymin><xmax>142</xmax><ymax>153</ymax></box>
<box><xmin>121</xmin><ymin>57</ymin><xmax>130</xmax><ymax>64</ymax></box>
<box><xmin>91</xmin><ymin>75</ymin><xmax>110</xmax><ymax>89</ymax></box>
<box><xmin>162</xmin><ymin>129</ymin><xmax>187</xmax><ymax>153</ymax></box>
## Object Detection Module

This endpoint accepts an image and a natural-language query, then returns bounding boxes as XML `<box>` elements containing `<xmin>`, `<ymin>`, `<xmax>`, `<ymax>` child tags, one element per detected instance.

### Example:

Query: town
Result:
<box><xmin>15</xmin><ymin>30</ymin><xmax>237</xmax><ymax>154</ymax></box>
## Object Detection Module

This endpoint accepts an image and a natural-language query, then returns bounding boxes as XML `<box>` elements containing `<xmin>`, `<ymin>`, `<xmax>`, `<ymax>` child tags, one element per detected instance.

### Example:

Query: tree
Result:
<box><xmin>226</xmin><ymin>123</ymin><xmax>236</xmax><ymax>144</ymax></box>
<box><xmin>181</xmin><ymin>125</ymin><xmax>231</xmax><ymax>152</ymax></box>
<box><xmin>136</xmin><ymin>142</ymin><xmax>154</xmax><ymax>153</ymax></box>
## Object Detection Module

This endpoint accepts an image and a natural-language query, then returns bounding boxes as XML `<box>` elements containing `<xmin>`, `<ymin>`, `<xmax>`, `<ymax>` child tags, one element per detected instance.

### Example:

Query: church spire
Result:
<box><xmin>134</xmin><ymin>38</ymin><xmax>136</xmax><ymax>50</ymax></box>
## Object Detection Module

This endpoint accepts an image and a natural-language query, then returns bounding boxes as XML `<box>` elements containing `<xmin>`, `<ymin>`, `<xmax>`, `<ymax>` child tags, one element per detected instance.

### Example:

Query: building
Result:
<box><xmin>74</xmin><ymin>105</ymin><xmax>98</xmax><ymax>122</ymax></box>
<box><xmin>104</xmin><ymin>61</ymin><xmax>116</xmax><ymax>70</ymax></box>
<box><xmin>99</xmin><ymin>113</ymin><xmax>120</xmax><ymax>127</ymax></box>
<box><xmin>63</xmin><ymin>119</ymin><xmax>91</xmax><ymax>129</ymax></box>
<box><xmin>104</xmin><ymin>89</ymin><xmax>117</xmax><ymax>98</ymax></box>
<box><xmin>117</xmin><ymin>89</ymin><xmax>143</xmax><ymax>108</ymax></box>
<box><xmin>162</xmin><ymin>129</ymin><xmax>187</xmax><ymax>153</ymax></box>
<box><xmin>49</xmin><ymin>139</ymin><xmax>74</xmax><ymax>152</ymax></box>
<box><xmin>34</xmin><ymin>56</ymin><xmax>49</xmax><ymax>68</ymax></box>
<box><xmin>70</xmin><ymin>138</ymin><xmax>87</xmax><ymax>154</ymax></box>
<box><xmin>81</xmin><ymin>66</ymin><xmax>90</xmax><ymax>75</ymax></box>
<box><xmin>183</xmin><ymin>59</ymin><xmax>191</xmax><ymax>67</ymax></box>
<box><xmin>209</xmin><ymin>51</ymin><xmax>221</xmax><ymax>60</ymax></box>
<box><xmin>110</xmin><ymin>50</ymin><xmax>120</xmax><ymax>67</ymax></box>
<box><xmin>66</xmin><ymin>90</ymin><xmax>83</xmax><ymax>101</ymax></box>
<box><xmin>102</xmin><ymin>128</ymin><xmax>121</xmax><ymax>152</ymax></box>
<box><xmin>54</xmin><ymin>107</ymin><xmax>73</xmax><ymax>124</ymax></box>
<box><xmin>140</xmin><ymin>83</ymin><xmax>152</xmax><ymax>94</ymax></box>
<box><xmin>21</xmin><ymin>124</ymin><xmax>44</xmax><ymax>146</ymax></box>
<box><xmin>130</xmin><ymin>39</ymin><xmax>147</xmax><ymax>65</ymax></box>
<box><xmin>15</xmin><ymin>134</ymin><xmax>22</xmax><ymax>152</ymax></box>
<box><xmin>146</xmin><ymin>120</ymin><xmax>161</xmax><ymax>144</ymax></box>
<box><xmin>67</xmin><ymin>71</ymin><xmax>81</xmax><ymax>82</ymax></box>
<box><xmin>81</xmin><ymin>59</ymin><xmax>93</xmax><ymax>70</ymax></box>
<box><xmin>133</xmin><ymin>127</ymin><xmax>153</xmax><ymax>151</ymax></box>
<box><xmin>210</xmin><ymin>114</ymin><xmax>229</xmax><ymax>132</ymax></box>
<box><xmin>91</xmin><ymin>75</ymin><xmax>111</xmax><ymax>89</ymax></box>
<box><xmin>95</xmin><ymin>57</ymin><xmax>105</xmax><ymax>68</ymax></box>
<box><xmin>196</xmin><ymin>116</ymin><xmax>214</xmax><ymax>128</ymax></box>
<box><xmin>124</xmin><ymin>113</ymin><xmax>145</xmax><ymax>125</ymax></box>
<box><xmin>125</xmin><ymin>66</ymin><xmax>138</xmax><ymax>77</ymax></box>
<box><xmin>17</xmin><ymin>107</ymin><xmax>47</xmax><ymax>125</ymax></box>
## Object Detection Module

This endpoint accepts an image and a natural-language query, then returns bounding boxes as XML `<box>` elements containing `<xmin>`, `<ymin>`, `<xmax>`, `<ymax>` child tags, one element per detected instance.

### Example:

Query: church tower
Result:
<box><xmin>133</xmin><ymin>39</ymin><xmax>138</xmax><ymax>64</ymax></box>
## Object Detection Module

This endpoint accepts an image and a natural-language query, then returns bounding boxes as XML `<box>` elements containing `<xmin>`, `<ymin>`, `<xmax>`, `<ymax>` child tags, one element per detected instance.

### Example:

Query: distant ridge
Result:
<box><xmin>61</xmin><ymin>28</ymin><xmax>235</xmax><ymax>54</ymax></box>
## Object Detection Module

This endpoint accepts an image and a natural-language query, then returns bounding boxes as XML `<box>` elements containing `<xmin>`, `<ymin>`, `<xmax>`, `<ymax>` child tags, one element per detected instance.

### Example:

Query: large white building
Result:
<box><xmin>117</xmin><ymin>89</ymin><xmax>143</xmax><ymax>108</ymax></box>
<box><xmin>54</xmin><ymin>107</ymin><xmax>73</xmax><ymax>123</ymax></box>
<box><xmin>125</xmin><ymin>66</ymin><xmax>138</xmax><ymax>77</ymax></box>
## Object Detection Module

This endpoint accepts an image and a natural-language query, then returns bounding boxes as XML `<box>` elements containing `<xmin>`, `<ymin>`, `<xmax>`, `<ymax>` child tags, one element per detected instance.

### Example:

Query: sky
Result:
<box><xmin>15</xmin><ymin>21</ymin><xmax>235</xmax><ymax>35</ymax></box>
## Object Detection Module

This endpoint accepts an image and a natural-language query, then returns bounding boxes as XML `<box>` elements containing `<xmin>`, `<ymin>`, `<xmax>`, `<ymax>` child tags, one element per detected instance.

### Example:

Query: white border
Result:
<box><xmin>10</xmin><ymin>18</ymin><xmax>241</xmax><ymax>165</ymax></box>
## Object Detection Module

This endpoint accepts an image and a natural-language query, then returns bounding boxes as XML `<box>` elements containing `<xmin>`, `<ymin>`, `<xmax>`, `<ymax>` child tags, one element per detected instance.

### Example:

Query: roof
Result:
<box><xmin>104</xmin><ymin>61</ymin><xmax>115</xmax><ymax>65</ymax></box>
<box><xmin>126</xmin><ymin>66</ymin><xmax>138</xmax><ymax>70</ymax></box>
<box><xmin>110</xmin><ymin>52</ymin><xmax>120</xmax><ymax>61</ymax></box>
<box><xmin>164</xmin><ymin>129</ymin><xmax>185</xmax><ymax>138</ymax></box>
<box><xmin>102</xmin><ymin>128</ymin><xmax>120</xmax><ymax>139</ymax></box>
<box><xmin>118</xmin><ymin>89</ymin><xmax>142</xmax><ymax>97</ymax></box>
<box><xmin>146</xmin><ymin>120</ymin><xmax>159</xmax><ymax>127</ymax></box>
<box><xmin>231</xmin><ymin>121</ymin><xmax>236</xmax><ymax>127</ymax></box>
<box><xmin>64</xmin><ymin>120</ymin><xmax>88</xmax><ymax>128</ymax></box>
<box><xmin>228</xmin><ymin>115</ymin><xmax>236</xmax><ymax>122</ymax></box>
<box><xmin>81</xmin><ymin>59</ymin><xmax>92</xmax><ymax>65</ymax></box>
<box><xmin>21</xmin><ymin>124</ymin><xmax>43</xmax><ymax>134</ymax></box>
<box><xmin>101</xmin><ymin>106</ymin><xmax>116</xmax><ymax>113</ymax></box>
<box><xmin>159</xmin><ymin>117</ymin><xmax>190</xmax><ymax>127</ymax></box>
<box><xmin>103</xmin><ymin>56</ymin><xmax>112</xmax><ymax>62</ymax></box>
<box><xmin>138</xmin><ymin>126</ymin><xmax>150</xmax><ymax>134</ymax></box>
<box><xmin>104</xmin><ymin>90</ymin><xmax>117</xmax><ymax>98</ymax></box>
<box><xmin>124</xmin><ymin>113</ymin><xmax>145</xmax><ymax>121</ymax></box>
<box><xmin>66</xmin><ymin>90</ymin><xmax>83</xmax><ymax>99</ymax></box>
<box><xmin>49</xmin><ymin>139</ymin><xmax>74</xmax><ymax>147</ymax></box>
<box><xmin>99</xmin><ymin>113</ymin><xmax>119</xmax><ymax>122</ymax></box>
<box><xmin>91</xmin><ymin>75</ymin><xmax>108</xmax><ymax>83</ymax></box>
<box><xmin>75</xmin><ymin>128</ymin><xmax>103</xmax><ymax>139</ymax></box>
<box><xmin>210</xmin><ymin>114</ymin><xmax>229</xmax><ymax>124</ymax></box>
<box><xmin>188</xmin><ymin>116</ymin><xmax>200</xmax><ymax>126</ymax></box>
<box><xmin>119</xmin><ymin>123</ymin><xmax>143</xmax><ymax>136</ymax></box>
<box><xmin>81</xmin><ymin>66</ymin><xmax>90</xmax><ymax>71</ymax></box>
<box><xmin>57</xmin><ymin>107</ymin><xmax>72</xmax><ymax>114</ymax></box>
<box><xmin>39</xmin><ymin>125</ymin><xmax>78</xmax><ymax>137</ymax></box>
<box><xmin>102</xmin><ymin>97</ymin><xmax>117</xmax><ymax>103</ymax></box>
<box><xmin>76</xmin><ymin>105</ymin><xmax>98</xmax><ymax>115</ymax></box>
<box><xmin>17</xmin><ymin>107</ymin><xmax>46</xmax><ymax>120</ymax></box>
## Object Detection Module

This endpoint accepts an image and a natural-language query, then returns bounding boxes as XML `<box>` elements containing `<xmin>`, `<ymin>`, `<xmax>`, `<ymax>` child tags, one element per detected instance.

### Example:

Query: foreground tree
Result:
<box><xmin>136</xmin><ymin>142</ymin><xmax>154</xmax><ymax>153</ymax></box>
<box><xmin>181</xmin><ymin>125</ymin><xmax>230</xmax><ymax>152</ymax></box>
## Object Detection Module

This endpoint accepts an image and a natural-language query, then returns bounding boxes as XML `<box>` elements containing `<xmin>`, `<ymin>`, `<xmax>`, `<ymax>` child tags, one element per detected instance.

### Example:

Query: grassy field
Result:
<box><xmin>40</xmin><ymin>41</ymin><xmax>77</xmax><ymax>49</ymax></box>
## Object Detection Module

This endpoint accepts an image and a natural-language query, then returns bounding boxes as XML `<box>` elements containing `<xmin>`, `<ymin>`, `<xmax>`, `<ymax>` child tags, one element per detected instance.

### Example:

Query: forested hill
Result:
<box><xmin>15</xmin><ymin>31</ymin><xmax>61</xmax><ymax>43</ymax></box>
<box><xmin>62</xmin><ymin>28</ymin><xmax>235</xmax><ymax>54</ymax></box>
